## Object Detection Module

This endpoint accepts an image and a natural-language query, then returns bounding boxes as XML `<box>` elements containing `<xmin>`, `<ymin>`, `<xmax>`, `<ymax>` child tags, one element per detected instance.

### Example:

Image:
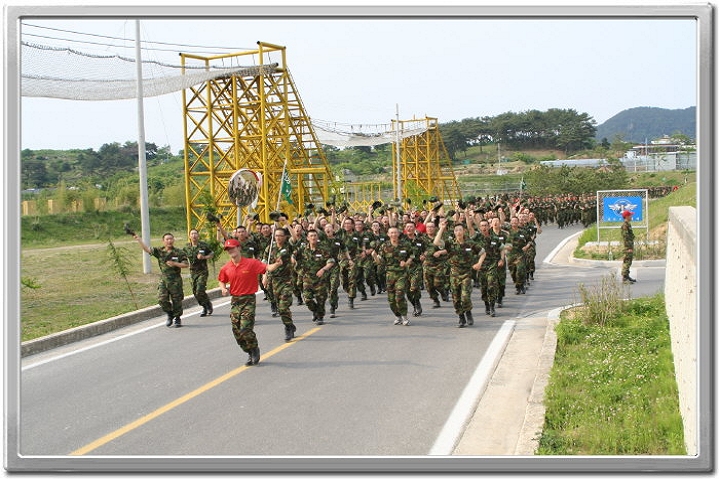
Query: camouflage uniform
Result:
<box><xmin>296</xmin><ymin>240</ymin><xmax>335</xmax><ymax>324</ymax></box>
<box><xmin>444</xmin><ymin>235</ymin><xmax>481</xmax><ymax>324</ymax></box>
<box><xmin>477</xmin><ymin>230</ymin><xmax>505</xmax><ymax>316</ymax></box>
<box><xmin>621</xmin><ymin>219</ymin><xmax>635</xmax><ymax>279</ymax></box>
<box><xmin>264</xmin><ymin>240</ymin><xmax>296</xmax><ymax>339</ymax></box>
<box><xmin>403</xmin><ymin>232</ymin><xmax>426</xmax><ymax>316</ymax></box>
<box><xmin>336</xmin><ymin>228</ymin><xmax>361</xmax><ymax>307</ymax></box>
<box><xmin>356</xmin><ymin>228</ymin><xmax>377</xmax><ymax>298</ymax></box>
<box><xmin>322</xmin><ymin>234</ymin><xmax>344</xmax><ymax>317</ymax></box>
<box><xmin>374</xmin><ymin>238</ymin><xmax>412</xmax><ymax>323</ymax></box>
<box><xmin>371</xmin><ymin>231</ymin><xmax>388</xmax><ymax>293</ymax></box>
<box><xmin>149</xmin><ymin>245</ymin><xmax>188</xmax><ymax>319</ymax></box>
<box><xmin>507</xmin><ymin>226</ymin><xmax>529</xmax><ymax>294</ymax></box>
<box><xmin>524</xmin><ymin>222</ymin><xmax>539</xmax><ymax>280</ymax></box>
<box><xmin>184</xmin><ymin>240</ymin><xmax>213</xmax><ymax>314</ymax></box>
<box><xmin>422</xmin><ymin>233</ymin><xmax>448</xmax><ymax>307</ymax></box>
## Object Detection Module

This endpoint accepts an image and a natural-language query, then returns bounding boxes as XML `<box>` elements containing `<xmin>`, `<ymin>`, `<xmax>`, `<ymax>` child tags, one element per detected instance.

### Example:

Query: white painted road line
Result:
<box><xmin>428</xmin><ymin>319</ymin><xmax>516</xmax><ymax>455</ymax></box>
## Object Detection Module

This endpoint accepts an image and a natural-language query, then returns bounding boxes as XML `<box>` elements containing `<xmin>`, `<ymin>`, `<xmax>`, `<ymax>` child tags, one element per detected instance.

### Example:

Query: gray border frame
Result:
<box><xmin>4</xmin><ymin>3</ymin><xmax>714</xmax><ymax>473</ymax></box>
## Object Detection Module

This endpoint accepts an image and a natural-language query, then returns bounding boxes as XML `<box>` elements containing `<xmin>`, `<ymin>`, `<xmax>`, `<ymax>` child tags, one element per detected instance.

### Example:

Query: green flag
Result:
<box><xmin>281</xmin><ymin>169</ymin><xmax>293</xmax><ymax>204</ymax></box>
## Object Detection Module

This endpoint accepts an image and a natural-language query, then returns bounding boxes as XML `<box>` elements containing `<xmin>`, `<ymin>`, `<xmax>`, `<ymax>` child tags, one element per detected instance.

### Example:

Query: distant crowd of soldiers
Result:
<box><xmin>210</xmin><ymin>193</ymin><xmax>542</xmax><ymax>336</ymax></box>
<box><xmin>210</xmin><ymin>183</ymin><xmax>679</xmax><ymax>337</ymax></box>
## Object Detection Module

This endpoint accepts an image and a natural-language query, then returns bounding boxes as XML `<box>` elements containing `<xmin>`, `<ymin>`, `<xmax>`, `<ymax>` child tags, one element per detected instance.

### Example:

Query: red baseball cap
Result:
<box><xmin>223</xmin><ymin>239</ymin><xmax>240</xmax><ymax>250</ymax></box>
<box><xmin>621</xmin><ymin>210</ymin><xmax>634</xmax><ymax>218</ymax></box>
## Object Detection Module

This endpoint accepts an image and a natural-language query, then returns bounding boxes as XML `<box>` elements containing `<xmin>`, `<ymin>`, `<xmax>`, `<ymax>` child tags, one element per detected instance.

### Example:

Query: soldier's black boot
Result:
<box><xmin>245</xmin><ymin>352</ymin><xmax>254</xmax><ymax>366</ymax></box>
<box><xmin>432</xmin><ymin>298</ymin><xmax>441</xmax><ymax>308</ymax></box>
<box><xmin>497</xmin><ymin>296</ymin><xmax>503</xmax><ymax>308</ymax></box>
<box><xmin>441</xmin><ymin>290</ymin><xmax>450</xmax><ymax>302</ymax></box>
<box><xmin>200</xmin><ymin>307</ymin><xmax>208</xmax><ymax>317</ymax></box>
<box><xmin>251</xmin><ymin>347</ymin><xmax>261</xmax><ymax>365</ymax></box>
<box><xmin>284</xmin><ymin>324</ymin><xmax>293</xmax><ymax>341</ymax></box>
<box><xmin>207</xmin><ymin>302</ymin><xmax>213</xmax><ymax>316</ymax></box>
<box><xmin>370</xmin><ymin>284</ymin><xmax>376</xmax><ymax>296</ymax></box>
<box><xmin>465</xmin><ymin>310</ymin><xmax>474</xmax><ymax>326</ymax></box>
<box><xmin>457</xmin><ymin>313</ymin><xmax>466</xmax><ymax>328</ymax></box>
<box><xmin>348</xmin><ymin>297</ymin><xmax>355</xmax><ymax>309</ymax></box>
<box><xmin>361</xmin><ymin>291</ymin><xmax>368</xmax><ymax>301</ymax></box>
<box><xmin>296</xmin><ymin>294</ymin><xmax>304</xmax><ymax>306</ymax></box>
<box><xmin>413</xmin><ymin>299</ymin><xmax>422</xmax><ymax>317</ymax></box>
<box><xmin>166</xmin><ymin>312</ymin><xmax>174</xmax><ymax>327</ymax></box>
<box><xmin>485</xmin><ymin>301</ymin><xmax>491</xmax><ymax>315</ymax></box>
<box><xmin>490</xmin><ymin>303</ymin><xmax>496</xmax><ymax>317</ymax></box>
<box><xmin>173</xmin><ymin>316</ymin><xmax>182</xmax><ymax>327</ymax></box>
<box><xmin>271</xmin><ymin>302</ymin><xmax>279</xmax><ymax>317</ymax></box>
<box><xmin>330</xmin><ymin>305</ymin><xmax>336</xmax><ymax>318</ymax></box>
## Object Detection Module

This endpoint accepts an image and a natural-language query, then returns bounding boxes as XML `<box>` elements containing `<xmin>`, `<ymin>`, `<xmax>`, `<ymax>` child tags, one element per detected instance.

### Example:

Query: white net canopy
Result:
<box><xmin>310</xmin><ymin>119</ymin><xmax>429</xmax><ymax>147</ymax></box>
<box><xmin>21</xmin><ymin>41</ymin><xmax>277</xmax><ymax>101</ymax></box>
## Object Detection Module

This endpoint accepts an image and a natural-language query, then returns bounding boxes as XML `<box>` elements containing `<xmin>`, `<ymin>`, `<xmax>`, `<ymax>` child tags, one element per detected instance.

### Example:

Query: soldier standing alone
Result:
<box><xmin>621</xmin><ymin>209</ymin><xmax>637</xmax><ymax>283</ymax></box>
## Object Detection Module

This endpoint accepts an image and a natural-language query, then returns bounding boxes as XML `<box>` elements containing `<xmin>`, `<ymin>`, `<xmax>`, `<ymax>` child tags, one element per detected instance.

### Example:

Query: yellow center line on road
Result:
<box><xmin>69</xmin><ymin>326</ymin><xmax>323</xmax><ymax>456</ymax></box>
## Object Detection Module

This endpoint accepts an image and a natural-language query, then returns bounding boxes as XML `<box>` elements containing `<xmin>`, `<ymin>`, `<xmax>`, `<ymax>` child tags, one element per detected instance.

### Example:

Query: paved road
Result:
<box><xmin>18</xmin><ymin>223</ymin><xmax>664</xmax><ymax>463</ymax></box>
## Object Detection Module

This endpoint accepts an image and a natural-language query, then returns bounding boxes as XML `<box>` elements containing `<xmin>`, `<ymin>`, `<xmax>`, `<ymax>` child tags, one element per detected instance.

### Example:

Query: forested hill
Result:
<box><xmin>595</xmin><ymin>106</ymin><xmax>696</xmax><ymax>143</ymax></box>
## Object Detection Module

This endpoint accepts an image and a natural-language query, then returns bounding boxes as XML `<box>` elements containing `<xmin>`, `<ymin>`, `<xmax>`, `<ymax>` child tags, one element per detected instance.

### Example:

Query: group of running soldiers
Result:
<box><xmin>217</xmin><ymin>194</ymin><xmax>542</xmax><ymax>338</ymax></box>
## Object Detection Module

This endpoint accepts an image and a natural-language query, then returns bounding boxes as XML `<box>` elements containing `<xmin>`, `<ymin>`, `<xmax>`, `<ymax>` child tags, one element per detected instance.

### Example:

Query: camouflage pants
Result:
<box><xmin>450</xmin><ymin>268</ymin><xmax>473</xmax><ymax>315</ymax></box>
<box><xmin>526</xmin><ymin>245</ymin><xmax>537</xmax><ymax>274</ymax></box>
<box><xmin>622</xmin><ymin>250</ymin><xmax>634</xmax><ymax>278</ymax></box>
<box><xmin>479</xmin><ymin>263</ymin><xmax>501</xmax><ymax>304</ymax></box>
<box><xmin>406</xmin><ymin>264</ymin><xmax>423</xmax><ymax>304</ymax></box>
<box><xmin>190</xmin><ymin>270</ymin><xmax>211</xmax><ymax>309</ymax></box>
<box><xmin>385</xmin><ymin>269</ymin><xmax>408</xmax><ymax>317</ymax></box>
<box><xmin>423</xmin><ymin>264</ymin><xmax>446</xmax><ymax>302</ymax></box>
<box><xmin>302</xmin><ymin>272</ymin><xmax>330</xmax><ymax>320</ymax></box>
<box><xmin>340</xmin><ymin>258</ymin><xmax>360</xmax><ymax>299</ymax></box>
<box><xmin>356</xmin><ymin>257</ymin><xmax>376</xmax><ymax>291</ymax></box>
<box><xmin>230</xmin><ymin>295</ymin><xmax>258</xmax><ymax>353</ymax></box>
<box><xmin>270</xmin><ymin>277</ymin><xmax>294</xmax><ymax>327</ymax></box>
<box><xmin>507</xmin><ymin>252</ymin><xmax>527</xmax><ymax>287</ymax></box>
<box><xmin>328</xmin><ymin>265</ymin><xmax>341</xmax><ymax>309</ymax></box>
<box><xmin>158</xmin><ymin>276</ymin><xmax>184</xmax><ymax>317</ymax></box>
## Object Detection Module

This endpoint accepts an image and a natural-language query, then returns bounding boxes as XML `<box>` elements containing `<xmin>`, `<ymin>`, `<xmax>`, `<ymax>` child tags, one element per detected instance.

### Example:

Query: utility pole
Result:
<box><xmin>135</xmin><ymin>20</ymin><xmax>151</xmax><ymax>274</ymax></box>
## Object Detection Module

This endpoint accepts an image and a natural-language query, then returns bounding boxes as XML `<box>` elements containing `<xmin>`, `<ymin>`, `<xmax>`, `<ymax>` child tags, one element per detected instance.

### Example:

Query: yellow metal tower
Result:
<box><xmin>181</xmin><ymin>42</ymin><xmax>332</xmax><ymax>233</ymax></box>
<box><xmin>392</xmin><ymin>116</ymin><xmax>462</xmax><ymax>204</ymax></box>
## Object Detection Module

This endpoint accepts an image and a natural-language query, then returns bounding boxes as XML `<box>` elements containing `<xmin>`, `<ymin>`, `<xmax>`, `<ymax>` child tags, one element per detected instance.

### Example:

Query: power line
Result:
<box><xmin>21</xmin><ymin>22</ymin><xmax>254</xmax><ymax>54</ymax></box>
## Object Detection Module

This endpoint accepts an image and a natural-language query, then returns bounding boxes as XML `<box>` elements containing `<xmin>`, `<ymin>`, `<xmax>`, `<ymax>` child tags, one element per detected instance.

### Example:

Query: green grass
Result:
<box><xmin>537</xmin><ymin>293</ymin><xmax>686</xmax><ymax>455</ymax></box>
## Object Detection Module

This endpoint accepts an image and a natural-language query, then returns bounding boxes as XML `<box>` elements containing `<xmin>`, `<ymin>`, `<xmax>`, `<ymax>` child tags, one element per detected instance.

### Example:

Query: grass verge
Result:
<box><xmin>536</xmin><ymin>292</ymin><xmax>686</xmax><ymax>455</ymax></box>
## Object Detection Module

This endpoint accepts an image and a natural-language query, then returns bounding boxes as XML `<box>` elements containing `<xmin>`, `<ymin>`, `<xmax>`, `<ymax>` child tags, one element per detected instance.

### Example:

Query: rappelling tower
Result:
<box><xmin>181</xmin><ymin>42</ymin><xmax>332</xmax><ymax>232</ymax></box>
<box><xmin>392</xmin><ymin>116</ymin><xmax>462</xmax><ymax>204</ymax></box>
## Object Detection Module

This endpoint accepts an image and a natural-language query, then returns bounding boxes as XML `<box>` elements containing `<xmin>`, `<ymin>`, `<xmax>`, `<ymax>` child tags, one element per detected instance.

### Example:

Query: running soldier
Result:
<box><xmin>296</xmin><ymin>229</ymin><xmax>336</xmax><ymax>324</ymax></box>
<box><xmin>185</xmin><ymin>228</ymin><xmax>214</xmax><ymax>317</ymax></box>
<box><xmin>262</xmin><ymin>227</ymin><xmax>297</xmax><ymax>341</ymax></box>
<box><xmin>372</xmin><ymin>226</ymin><xmax>412</xmax><ymax>326</ymax></box>
<box><xmin>132</xmin><ymin>232</ymin><xmax>188</xmax><ymax>328</ymax></box>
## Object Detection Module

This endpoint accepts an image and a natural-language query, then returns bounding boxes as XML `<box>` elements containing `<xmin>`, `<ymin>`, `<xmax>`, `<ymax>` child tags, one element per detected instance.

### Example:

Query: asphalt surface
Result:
<box><xmin>15</xmin><ymin>223</ymin><xmax>666</xmax><ymax>467</ymax></box>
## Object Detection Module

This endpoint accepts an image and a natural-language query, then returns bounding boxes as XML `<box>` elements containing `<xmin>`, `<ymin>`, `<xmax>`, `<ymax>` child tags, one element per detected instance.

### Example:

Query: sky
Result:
<box><xmin>14</xmin><ymin>4</ymin><xmax>699</xmax><ymax>154</ymax></box>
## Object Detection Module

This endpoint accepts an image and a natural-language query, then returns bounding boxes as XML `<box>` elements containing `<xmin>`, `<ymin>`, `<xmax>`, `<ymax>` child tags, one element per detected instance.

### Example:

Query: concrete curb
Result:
<box><xmin>513</xmin><ymin>307</ymin><xmax>565</xmax><ymax>455</ymax></box>
<box><xmin>20</xmin><ymin>288</ymin><xmax>225</xmax><ymax>357</ymax></box>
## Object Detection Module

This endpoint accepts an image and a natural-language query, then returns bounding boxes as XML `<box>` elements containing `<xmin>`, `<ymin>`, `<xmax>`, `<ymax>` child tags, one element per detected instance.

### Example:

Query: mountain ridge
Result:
<box><xmin>595</xmin><ymin>106</ymin><xmax>695</xmax><ymax>143</ymax></box>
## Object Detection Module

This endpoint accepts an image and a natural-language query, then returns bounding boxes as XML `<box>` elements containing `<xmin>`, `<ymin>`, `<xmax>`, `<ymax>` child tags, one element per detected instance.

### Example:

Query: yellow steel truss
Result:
<box><xmin>181</xmin><ymin>42</ymin><xmax>332</xmax><ymax>234</ymax></box>
<box><xmin>391</xmin><ymin>116</ymin><xmax>462</xmax><ymax>204</ymax></box>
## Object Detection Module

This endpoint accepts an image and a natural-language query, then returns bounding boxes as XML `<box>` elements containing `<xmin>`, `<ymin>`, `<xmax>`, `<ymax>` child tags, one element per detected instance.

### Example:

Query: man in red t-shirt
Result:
<box><xmin>218</xmin><ymin>238</ymin><xmax>282</xmax><ymax>366</ymax></box>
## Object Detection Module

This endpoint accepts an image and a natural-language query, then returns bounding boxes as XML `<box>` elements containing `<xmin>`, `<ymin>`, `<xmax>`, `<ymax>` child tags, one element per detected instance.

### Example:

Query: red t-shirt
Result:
<box><xmin>218</xmin><ymin>257</ymin><xmax>268</xmax><ymax>296</ymax></box>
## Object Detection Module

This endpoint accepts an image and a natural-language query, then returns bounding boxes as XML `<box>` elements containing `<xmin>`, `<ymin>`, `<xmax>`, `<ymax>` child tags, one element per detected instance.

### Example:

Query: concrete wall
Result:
<box><xmin>664</xmin><ymin>206</ymin><xmax>697</xmax><ymax>456</ymax></box>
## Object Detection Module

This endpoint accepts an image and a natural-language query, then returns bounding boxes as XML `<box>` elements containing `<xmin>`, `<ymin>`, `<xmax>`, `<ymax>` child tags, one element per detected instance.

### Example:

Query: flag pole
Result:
<box><xmin>267</xmin><ymin>158</ymin><xmax>289</xmax><ymax>263</ymax></box>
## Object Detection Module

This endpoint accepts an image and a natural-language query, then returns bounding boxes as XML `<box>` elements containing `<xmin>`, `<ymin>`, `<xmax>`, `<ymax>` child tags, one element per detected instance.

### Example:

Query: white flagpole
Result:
<box><xmin>135</xmin><ymin>20</ymin><xmax>151</xmax><ymax>274</ymax></box>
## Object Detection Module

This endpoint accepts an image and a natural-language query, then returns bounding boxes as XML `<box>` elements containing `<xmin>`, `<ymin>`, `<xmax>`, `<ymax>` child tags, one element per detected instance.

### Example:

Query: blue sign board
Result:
<box><xmin>602</xmin><ymin>196</ymin><xmax>643</xmax><ymax>222</ymax></box>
